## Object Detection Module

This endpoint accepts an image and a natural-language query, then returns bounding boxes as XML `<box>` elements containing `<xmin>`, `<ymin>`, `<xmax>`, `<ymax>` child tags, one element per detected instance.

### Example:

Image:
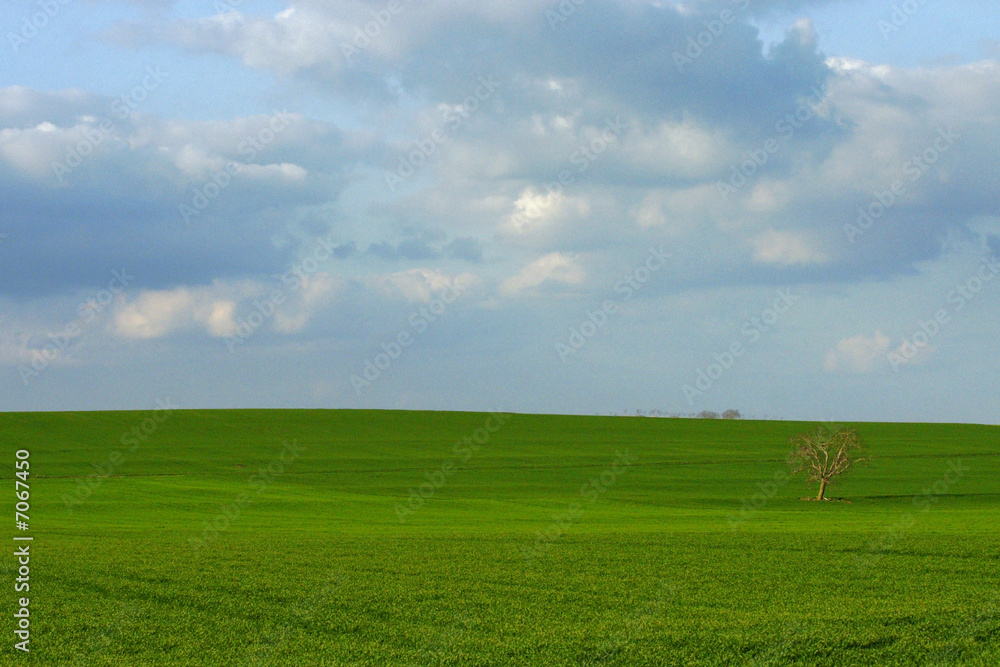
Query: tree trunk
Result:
<box><xmin>817</xmin><ymin>479</ymin><xmax>827</xmax><ymax>501</ymax></box>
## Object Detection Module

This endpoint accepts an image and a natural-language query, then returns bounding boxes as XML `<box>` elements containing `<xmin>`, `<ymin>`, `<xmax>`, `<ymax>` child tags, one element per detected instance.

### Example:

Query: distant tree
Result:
<box><xmin>788</xmin><ymin>427</ymin><xmax>867</xmax><ymax>500</ymax></box>
<box><xmin>698</xmin><ymin>410</ymin><xmax>719</xmax><ymax>419</ymax></box>
<box><xmin>721</xmin><ymin>409</ymin><xmax>741</xmax><ymax>420</ymax></box>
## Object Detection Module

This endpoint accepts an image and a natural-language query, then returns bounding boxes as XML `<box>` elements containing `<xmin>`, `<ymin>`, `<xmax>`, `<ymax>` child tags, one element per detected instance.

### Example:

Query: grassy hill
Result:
<box><xmin>2</xmin><ymin>409</ymin><xmax>998</xmax><ymax>665</ymax></box>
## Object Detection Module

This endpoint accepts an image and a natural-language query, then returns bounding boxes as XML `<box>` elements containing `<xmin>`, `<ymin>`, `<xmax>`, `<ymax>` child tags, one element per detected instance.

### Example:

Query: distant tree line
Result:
<box><xmin>618</xmin><ymin>409</ymin><xmax>745</xmax><ymax>419</ymax></box>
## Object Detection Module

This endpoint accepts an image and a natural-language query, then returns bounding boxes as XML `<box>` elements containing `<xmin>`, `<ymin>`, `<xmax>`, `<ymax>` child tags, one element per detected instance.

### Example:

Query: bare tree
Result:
<box><xmin>788</xmin><ymin>427</ymin><xmax>867</xmax><ymax>500</ymax></box>
<box><xmin>697</xmin><ymin>410</ymin><xmax>719</xmax><ymax>419</ymax></box>
<box><xmin>721</xmin><ymin>409</ymin><xmax>741</xmax><ymax>420</ymax></box>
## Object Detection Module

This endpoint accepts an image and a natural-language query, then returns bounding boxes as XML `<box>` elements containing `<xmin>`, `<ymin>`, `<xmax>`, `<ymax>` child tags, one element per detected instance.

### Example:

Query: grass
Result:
<box><xmin>1</xmin><ymin>409</ymin><xmax>998</xmax><ymax>665</ymax></box>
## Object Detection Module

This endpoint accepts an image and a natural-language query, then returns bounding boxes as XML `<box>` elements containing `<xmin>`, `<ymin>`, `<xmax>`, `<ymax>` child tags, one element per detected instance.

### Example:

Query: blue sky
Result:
<box><xmin>1</xmin><ymin>0</ymin><xmax>999</xmax><ymax>422</ymax></box>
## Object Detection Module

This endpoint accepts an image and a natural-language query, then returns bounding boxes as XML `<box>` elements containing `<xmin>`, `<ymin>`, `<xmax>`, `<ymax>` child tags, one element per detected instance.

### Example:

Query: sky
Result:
<box><xmin>1</xmin><ymin>0</ymin><xmax>998</xmax><ymax>422</ymax></box>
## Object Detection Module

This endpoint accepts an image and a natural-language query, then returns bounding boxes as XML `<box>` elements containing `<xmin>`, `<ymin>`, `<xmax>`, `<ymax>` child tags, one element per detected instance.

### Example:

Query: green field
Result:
<box><xmin>2</xmin><ymin>409</ymin><xmax>998</xmax><ymax>666</ymax></box>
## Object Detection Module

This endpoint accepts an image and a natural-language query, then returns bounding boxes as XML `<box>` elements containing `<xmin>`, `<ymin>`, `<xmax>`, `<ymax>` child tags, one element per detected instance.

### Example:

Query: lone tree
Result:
<box><xmin>787</xmin><ymin>427</ymin><xmax>867</xmax><ymax>500</ymax></box>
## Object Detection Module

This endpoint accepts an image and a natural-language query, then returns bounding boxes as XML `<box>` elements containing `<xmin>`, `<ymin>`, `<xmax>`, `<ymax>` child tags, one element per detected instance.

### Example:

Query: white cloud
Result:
<box><xmin>0</xmin><ymin>328</ymin><xmax>44</xmax><ymax>367</ymax></box>
<box><xmin>499</xmin><ymin>252</ymin><xmax>585</xmax><ymax>296</ymax></box>
<box><xmin>751</xmin><ymin>229</ymin><xmax>830</xmax><ymax>266</ymax></box>
<box><xmin>631</xmin><ymin>190</ymin><xmax>672</xmax><ymax>229</ymax></box>
<box><xmin>630</xmin><ymin>186</ymin><xmax>718</xmax><ymax>235</ymax></box>
<box><xmin>0</xmin><ymin>88</ymin><xmax>363</xmax><ymax>298</ymax></box>
<box><xmin>823</xmin><ymin>331</ymin><xmax>891</xmax><ymax>374</ymax></box>
<box><xmin>618</xmin><ymin>118</ymin><xmax>730</xmax><ymax>179</ymax></box>
<box><xmin>503</xmin><ymin>188</ymin><xmax>590</xmax><ymax>235</ymax></box>
<box><xmin>114</xmin><ymin>286</ymin><xmax>240</xmax><ymax>339</ymax></box>
<box><xmin>90</xmin><ymin>4</ymin><xmax>1000</xmax><ymax>296</ymax></box>
<box><xmin>273</xmin><ymin>273</ymin><xmax>346</xmax><ymax>334</ymax></box>
<box><xmin>367</xmin><ymin>268</ymin><xmax>481</xmax><ymax>303</ymax></box>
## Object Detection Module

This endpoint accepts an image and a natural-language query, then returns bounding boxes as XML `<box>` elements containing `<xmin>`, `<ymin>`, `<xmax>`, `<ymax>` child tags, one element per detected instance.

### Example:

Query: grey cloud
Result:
<box><xmin>104</xmin><ymin>1</ymin><xmax>833</xmax><ymax>133</ymax></box>
<box><xmin>444</xmin><ymin>237</ymin><xmax>484</xmax><ymax>262</ymax></box>
<box><xmin>0</xmin><ymin>88</ymin><xmax>368</xmax><ymax>298</ymax></box>
<box><xmin>367</xmin><ymin>239</ymin><xmax>441</xmax><ymax>261</ymax></box>
<box><xmin>365</xmin><ymin>233</ymin><xmax>484</xmax><ymax>262</ymax></box>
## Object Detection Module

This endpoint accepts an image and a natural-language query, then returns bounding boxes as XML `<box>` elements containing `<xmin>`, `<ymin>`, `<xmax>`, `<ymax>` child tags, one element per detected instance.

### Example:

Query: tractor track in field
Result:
<box><xmin>10</xmin><ymin>450</ymin><xmax>1000</xmax><ymax>481</ymax></box>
